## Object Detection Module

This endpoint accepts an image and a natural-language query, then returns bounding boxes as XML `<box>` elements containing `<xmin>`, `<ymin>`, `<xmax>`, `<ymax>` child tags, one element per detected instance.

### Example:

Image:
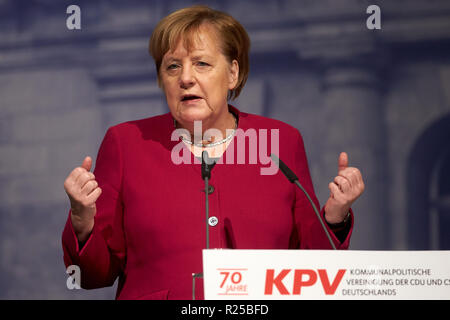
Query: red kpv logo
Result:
<box><xmin>217</xmin><ymin>268</ymin><xmax>248</xmax><ymax>296</ymax></box>
<box><xmin>264</xmin><ymin>269</ymin><xmax>346</xmax><ymax>295</ymax></box>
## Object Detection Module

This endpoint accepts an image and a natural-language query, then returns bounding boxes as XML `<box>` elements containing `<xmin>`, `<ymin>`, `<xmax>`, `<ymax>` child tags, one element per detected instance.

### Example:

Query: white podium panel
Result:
<box><xmin>203</xmin><ymin>250</ymin><xmax>450</xmax><ymax>300</ymax></box>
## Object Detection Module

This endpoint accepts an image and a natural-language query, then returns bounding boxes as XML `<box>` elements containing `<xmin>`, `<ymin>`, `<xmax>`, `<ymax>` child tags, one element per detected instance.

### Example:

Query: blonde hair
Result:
<box><xmin>149</xmin><ymin>5</ymin><xmax>250</xmax><ymax>100</ymax></box>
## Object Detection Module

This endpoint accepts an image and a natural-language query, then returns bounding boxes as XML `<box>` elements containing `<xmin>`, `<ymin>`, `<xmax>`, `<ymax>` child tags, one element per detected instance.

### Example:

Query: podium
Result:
<box><xmin>203</xmin><ymin>249</ymin><xmax>450</xmax><ymax>300</ymax></box>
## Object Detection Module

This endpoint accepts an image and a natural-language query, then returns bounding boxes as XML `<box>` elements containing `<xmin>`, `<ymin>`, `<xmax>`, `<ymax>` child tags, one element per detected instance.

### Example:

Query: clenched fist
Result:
<box><xmin>63</xmin><ymin>156</ymin><xmax>102</xmax><ymax>243</ymax></box>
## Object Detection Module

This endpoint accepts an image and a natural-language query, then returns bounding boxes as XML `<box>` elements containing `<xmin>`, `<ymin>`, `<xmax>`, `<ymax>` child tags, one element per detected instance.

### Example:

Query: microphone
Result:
<box><xmin>270</xmin><ymin>153</ymin><xmax>337</xmax><ymax>250</ymax></box>
<box><xmin>201</xmin><ymin>150</ymin><xmax>214</xmax><ymax>180</ymax></box>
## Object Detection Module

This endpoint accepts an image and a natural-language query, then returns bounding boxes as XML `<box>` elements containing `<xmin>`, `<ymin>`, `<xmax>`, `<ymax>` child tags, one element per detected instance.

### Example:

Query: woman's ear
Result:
<box><xmin>228</xmin><ymin>59</ymin><xmax>239</xmax><ymax>90</ymax></box>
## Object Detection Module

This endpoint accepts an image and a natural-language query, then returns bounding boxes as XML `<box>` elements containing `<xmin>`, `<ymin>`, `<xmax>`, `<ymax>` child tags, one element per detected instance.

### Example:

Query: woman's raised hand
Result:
<box><xmin>63</xmin><ymin>156</ymin><xmax>102</xmax><ymax>243</ymax></box>
<box><xmin>324</xmin><ymin>152</ymin><xmax>365</xmax><ymax>224</ymax></box>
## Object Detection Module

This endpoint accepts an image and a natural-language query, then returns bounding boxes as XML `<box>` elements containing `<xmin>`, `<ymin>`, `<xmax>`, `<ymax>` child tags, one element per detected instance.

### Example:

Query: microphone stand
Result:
<box><xmin>202</xmin><ymin>151</ymin><xmax>213</xmax><ymax>250</ymax></box>
<box><xmin>192</xmin><ymin>151</ymin><xmax>215</xmax><ymax>300</ymax></box>
<box><xmin>293</xmin><ymin>179</ymin><xmax>337</xmax><ymax>250</ymax></box>
<box><xmin>270</xmin><ymin>154</ymin><xmax>337</xmax><ymax>250</ymax></box>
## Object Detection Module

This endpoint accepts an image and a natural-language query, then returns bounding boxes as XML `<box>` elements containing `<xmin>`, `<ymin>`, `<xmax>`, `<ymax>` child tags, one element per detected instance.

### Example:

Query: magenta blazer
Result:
<box><xmin>62</xmin><ymin>105</ymin><xmax>353</xmax><ymax>300</ymax></box>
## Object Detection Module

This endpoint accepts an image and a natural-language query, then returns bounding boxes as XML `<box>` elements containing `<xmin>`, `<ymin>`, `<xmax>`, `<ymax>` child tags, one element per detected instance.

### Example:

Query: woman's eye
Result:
<box><xmin>167</xmin><ymin>64</ymin><xmax>179</xmax><ymax>70</ymax></box>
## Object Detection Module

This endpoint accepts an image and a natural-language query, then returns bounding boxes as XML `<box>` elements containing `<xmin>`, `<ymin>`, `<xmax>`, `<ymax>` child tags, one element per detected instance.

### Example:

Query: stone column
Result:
<box><xmin>319</xmin><ymin>57</ymin><xmax>389</xmax><ymax>249</ymax></box>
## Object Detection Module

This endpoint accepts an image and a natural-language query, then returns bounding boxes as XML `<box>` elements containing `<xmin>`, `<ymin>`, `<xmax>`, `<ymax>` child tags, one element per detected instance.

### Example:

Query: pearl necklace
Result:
<box><xmin>174</xmin><ymin>114</ymin><xmax>238</xmax><ymax>148</ymax></box>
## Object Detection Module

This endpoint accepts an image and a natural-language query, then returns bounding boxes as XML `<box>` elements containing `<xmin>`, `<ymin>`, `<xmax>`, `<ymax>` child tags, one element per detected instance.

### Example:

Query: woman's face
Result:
<box><xmin>160</xmin><ymin>25</ymin><xmax>239</xmax><ymax>129</ymax></box>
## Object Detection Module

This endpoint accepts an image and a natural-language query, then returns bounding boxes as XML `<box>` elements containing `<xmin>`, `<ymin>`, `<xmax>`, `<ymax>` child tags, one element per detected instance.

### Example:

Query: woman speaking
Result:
<box><xmin>62</xmin><ymin>5</ymin><xmax>364</xmax><ymax>300</ymax></box>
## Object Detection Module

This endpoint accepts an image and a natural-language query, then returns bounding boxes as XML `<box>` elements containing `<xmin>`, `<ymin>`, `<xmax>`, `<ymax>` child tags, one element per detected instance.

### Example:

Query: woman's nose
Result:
<box><xmin>179</xmin><ymin>66</ymin><xmax>195</xmax><ymax>88</ymax></box>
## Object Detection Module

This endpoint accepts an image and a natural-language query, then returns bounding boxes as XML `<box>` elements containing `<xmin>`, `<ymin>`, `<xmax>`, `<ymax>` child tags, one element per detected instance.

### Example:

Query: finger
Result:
<box><xmin>352</xmin><ymin>169</ymin><xmax>365</xmax><ymax>196</ymax></box>
<box><xmin>339</xmin><ymin>167</ymin><xmax>361</xmax><ymax>190</ymax></box>
<box><xmin>334</xmin><ymin>175</ymin><xmax>351</xmax><ymax>193</ymax></box>
<box><xmin>86</xmin><ymin>187</ymin><xmax>102</xmax><ymax>204</ymax></box>
<box><xmin>328</xmin><ymin>182</ymin><xmax>344</xmax><ymax>199</ymax></box>
<box><xmin>338</xmin><ymin>167</ymin><xmax>355</xmax><ymax>184</ymax></box>
<box><xmin>76</xmin><ymin>171</ymin><xmax>96</xmax><ymax>189</ymax></box>
<box><xmin>351</xmin><ymin>168</ymin><xmax>363</xmax><ymax>189</ymax></box>
<box><xmin>81</xmin><ymin>179</ymin><xmax>98</xmax><ymax>196</ymax></box>
<box><xmin>67</xmin><ymin>167</ymin><xmax>86</xmax><ymax>184</ymax></box>
<box><xmin>64</xmin><ymin>167</ymin><xmax>88</xmax><ymax>194</ymax></box>
<box><xmin>81</xmin><ymin>156</ymin><xmax>92</xmax><ymax>172</ymax></box>
<box><xmin>338</xmin><ymin>152</ymin><xmax>348</xmax><ymax>174</ymax></box>
<box><xmin>356</xmin><ymin>169</ymin><xmax>365</xmax><ymax>192</ymax></box>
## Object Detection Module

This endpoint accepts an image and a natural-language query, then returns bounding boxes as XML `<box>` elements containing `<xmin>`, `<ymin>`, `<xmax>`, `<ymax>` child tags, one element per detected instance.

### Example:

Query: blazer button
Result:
<box><xmin>208</xmin><ymin>216</ymin><xmax>218</xmax><ymax>227</ymax></box>
<box><xmin>201</xmin><ymin>185</ymin><xmax>215</xmax><ymax>194</ymax></box>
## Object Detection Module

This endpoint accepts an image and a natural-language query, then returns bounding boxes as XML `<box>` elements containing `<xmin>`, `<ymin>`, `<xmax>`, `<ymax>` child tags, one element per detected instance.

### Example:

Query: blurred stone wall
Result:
<box><xmin>0</xmin><ymin>0</ymin><xmax>449</xmax><ymax>299</ymax></box>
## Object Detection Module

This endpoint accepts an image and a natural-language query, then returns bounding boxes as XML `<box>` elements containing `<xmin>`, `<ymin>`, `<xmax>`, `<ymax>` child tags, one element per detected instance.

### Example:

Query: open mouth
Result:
<box><xmin>181</xmin><ymin>94</ymin><xmax>202</xmax><ymax>102</ymax></box>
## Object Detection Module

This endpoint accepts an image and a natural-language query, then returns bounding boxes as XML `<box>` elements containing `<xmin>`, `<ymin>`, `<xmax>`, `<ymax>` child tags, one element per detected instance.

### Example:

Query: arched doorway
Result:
<box><xmin>407</xmin><ymin>114</ymin><xmax>450</xmax><ymax>249</ymax></box>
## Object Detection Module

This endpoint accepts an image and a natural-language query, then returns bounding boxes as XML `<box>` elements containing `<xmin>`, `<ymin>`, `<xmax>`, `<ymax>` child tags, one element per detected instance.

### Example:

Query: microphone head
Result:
<box><xmin>202</xmin><ymin>150</ymin><xmax>215</xmax><ymax>165</ymax></box>
<box><xmin>270</xmin><ymin>153</ymin><xmax>280</xmax><ymax>167</ymax></box>
<box><xmin>270</xmin><ymin>153</ymin><xmax>298</xmax><ymax>183</ymax></box>
<box><xmin>201</xmin><ymin>151</ymin><xmax>212</xmax><ymax>180</ymax></box>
